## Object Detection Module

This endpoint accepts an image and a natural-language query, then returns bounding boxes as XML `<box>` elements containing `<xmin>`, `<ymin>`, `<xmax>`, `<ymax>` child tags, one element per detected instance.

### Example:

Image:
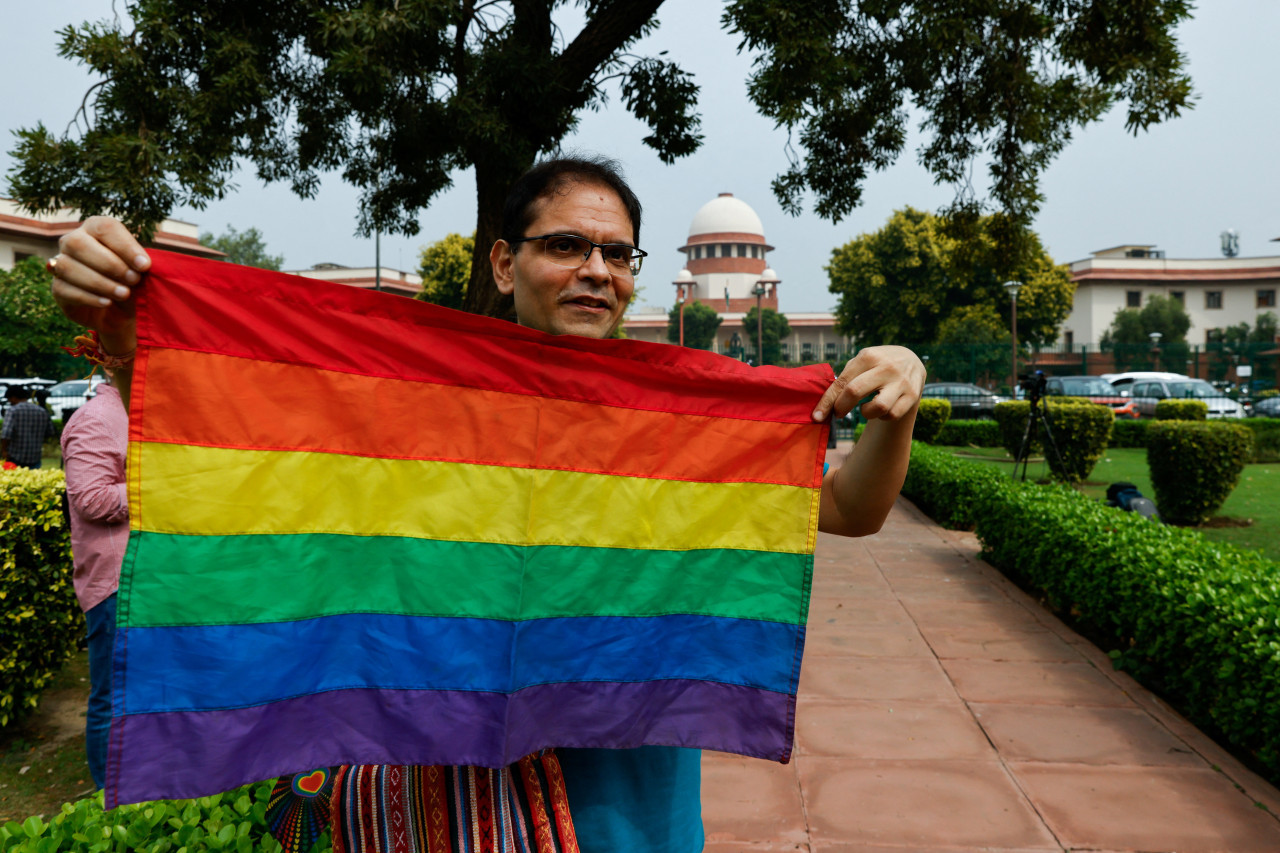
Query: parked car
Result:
<box><xmin>1129</xmin><ymin>378</ymin><xmax>1246</xmax><ymax>418</ymax></box>
<box><xmin>1101</xmin><ymin>371</ymin><xmax>1190</xmax><ymax>397</ymax></box>
<box><xmin>45</xmin><ymin>375</ymin><xmax>108</xmax><ymax>420</ymax></box>
<box><xmin>921</xmin><ymin>382</ymin><xmax>1001</xmax><ymax>419</ymax></box>
<box><xmin>1043</xmin><ymin>375</ymin><xmax>1139</xmax><ymax>418</ymax></box>
<box><xmin>1251</xmin><ymin>396</ymin><xmax>1280</xmax><ymax>418</ymax></box>
<box><xmin>0</xmin><ymin>377</ymin><xmax>57</xmax><ymax>417</ymax></box>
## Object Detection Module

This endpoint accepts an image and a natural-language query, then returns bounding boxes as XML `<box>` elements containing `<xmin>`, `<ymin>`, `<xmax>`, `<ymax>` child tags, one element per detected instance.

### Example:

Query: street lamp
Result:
<box><xmin>673</xmin><ymin>269</ymin><xmax>694</xmax><ymax>347</ymax></box>
<box><xmin>753</xmin><ymin>268</ymin><xmax>780</xmax><ymax>365</ymax></box>
<box><xmin>1003</xmin><ymin>281</ymin><xmax>1022</xmax><ymax>394</ymax></box>
<box><xmin>1149</xmin><ymin>331</ymin><xmax>1162</xmax><ymax>368</ymax></box>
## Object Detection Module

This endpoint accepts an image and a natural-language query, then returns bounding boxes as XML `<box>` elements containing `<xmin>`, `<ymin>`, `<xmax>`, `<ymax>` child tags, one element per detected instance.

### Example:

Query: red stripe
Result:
<box><xmin>136</xmin><ymin>251</ymin><xmax>834</xmax><ymax>424</ymax></box>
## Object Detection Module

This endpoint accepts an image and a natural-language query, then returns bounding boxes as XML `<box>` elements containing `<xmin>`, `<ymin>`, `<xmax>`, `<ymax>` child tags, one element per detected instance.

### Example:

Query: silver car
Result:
<box><xmin>46</xmin><ymin>376</ymin><xmax>108</xmax><ymax>419</ymax></box>
<box><xmin>1129</xmin><ymin>378</ymin><xmax>1245</xmax><ymax>418</ymax></box>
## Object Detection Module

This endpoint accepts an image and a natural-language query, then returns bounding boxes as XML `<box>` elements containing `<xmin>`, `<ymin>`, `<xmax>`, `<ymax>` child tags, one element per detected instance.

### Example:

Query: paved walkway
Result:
<box><xmin>699</xmin><ymin>447</ymin><xmax>1280</xmax><ymax>852</ymax></box>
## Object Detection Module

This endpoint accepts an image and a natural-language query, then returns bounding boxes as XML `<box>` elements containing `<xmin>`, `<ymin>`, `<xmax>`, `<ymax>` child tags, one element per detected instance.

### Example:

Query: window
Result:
<box><xmin>1064</xmin><ymin>331</ymin><xmax>1074</xmax><ymax>348</ymax></box>
<box><xmin>825</xmin><ymin>342</ymin><xmax>838</xmax><ymax>356</ymax></box>
<box><xmin>1206</xmin><ymin>328</ymin><xmax>1221</xmax><ymax>344</ymax></box>
<box><xmin>1206</xmin><ymin>291</ymin><xmax>1223</xmax><ymax>309</ymax></box>
<box><xmin>1170</xmin><ymin>291</ymin><xmax>1185</xmax><ymax>305</ymax></box>
<box><xmin>750</xmin><ymin>246</ymin><xmax>759</xmax><ymax>259</ymax></box>
<box><xmin>1258</xmin><ymin>289</ymin><xmax>1276</xmax><ymax>308</ymax></box>
<box><xmin>14</xmin><ymin>252</ymin><xmax>35</xmax><ymax>264</ymax></box>
<box><xmin>1126</xmin><ymin>290</ymin><xmax>1141</xmax><ymax>308</ymax></box>
<box><xmin>737</xmin><ymin>244</ymin><xmax>747</xmax><ymax>258</ymax></box>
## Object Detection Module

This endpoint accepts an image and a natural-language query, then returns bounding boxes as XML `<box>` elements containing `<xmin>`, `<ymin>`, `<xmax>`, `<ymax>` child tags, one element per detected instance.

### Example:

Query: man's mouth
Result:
<box><xmin>562</xmin><ymin>294</ymin><xmax>612</xmax><ymax>312</ymax></box>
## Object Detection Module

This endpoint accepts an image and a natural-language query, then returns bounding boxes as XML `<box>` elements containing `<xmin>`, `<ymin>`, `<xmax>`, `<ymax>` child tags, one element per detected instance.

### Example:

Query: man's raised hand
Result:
<box><xmin>812</xmin><ymin>346</ymin><xmax>925</xmax><ymax>424</ymax></box>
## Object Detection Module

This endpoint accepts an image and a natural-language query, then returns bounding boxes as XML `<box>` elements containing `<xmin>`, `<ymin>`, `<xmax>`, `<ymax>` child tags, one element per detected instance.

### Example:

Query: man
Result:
<box><xmin>1</xmin><ymin>384</ymin><xmax>55</xmax><ymax>468</ymax></box>
<box><xmin>50</xmin><ymin>156</ymin><xmax>924</xmax><ymax>851</ymax></box>
<box><xmin>59</xmin><ymin>370</ymin><xmax>130</xmax><ymax>790</ymax></box>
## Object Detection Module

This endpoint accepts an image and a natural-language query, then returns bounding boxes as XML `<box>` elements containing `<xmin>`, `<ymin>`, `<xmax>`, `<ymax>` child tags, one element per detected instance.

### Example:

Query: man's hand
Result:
<box><xmin>50</xmin><ymin>216</ymin><xmax>149</xmax><ymax>356</ymax></box>
<box><xmin>812</xmin><ymin>345</ymin><xmax>925</xmax><ymax>424</ymax></box>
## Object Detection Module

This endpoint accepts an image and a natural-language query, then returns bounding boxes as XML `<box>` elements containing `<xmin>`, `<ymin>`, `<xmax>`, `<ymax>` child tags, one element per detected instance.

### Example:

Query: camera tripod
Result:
<box><xmin>1012</xmin><ymin>392</ymin><xmax>1067</xmax><ymax>482</ymax></box>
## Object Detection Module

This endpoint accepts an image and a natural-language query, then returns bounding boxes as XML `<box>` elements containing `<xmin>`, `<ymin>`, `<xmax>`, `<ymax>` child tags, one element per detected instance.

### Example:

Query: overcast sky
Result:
<box><xmin>5</xmin><ymin>2</ymin><xmax>1279</xmax><ymax>312</ymax></box>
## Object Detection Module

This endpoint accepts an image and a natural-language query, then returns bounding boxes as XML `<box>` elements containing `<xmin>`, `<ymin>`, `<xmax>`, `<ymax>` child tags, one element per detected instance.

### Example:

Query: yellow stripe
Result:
<box><xmin>133</xmin><ymin>442</ymin><xmax>816</xmax><ymax>554</ymax></box>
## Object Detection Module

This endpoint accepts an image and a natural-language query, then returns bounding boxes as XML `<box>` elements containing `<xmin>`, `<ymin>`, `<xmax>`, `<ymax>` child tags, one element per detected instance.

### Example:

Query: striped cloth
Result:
<box><xmin>106</xmin><ymin>251</ymin><xmax>832</xmax><ymax>808</ymax></box>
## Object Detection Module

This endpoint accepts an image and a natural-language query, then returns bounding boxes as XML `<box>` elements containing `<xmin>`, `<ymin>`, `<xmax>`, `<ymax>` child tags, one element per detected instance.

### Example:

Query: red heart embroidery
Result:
<box><xmin>296</xmin><ymin>770</ymin><xmax>326</xmax><ymax>795</ymax></box>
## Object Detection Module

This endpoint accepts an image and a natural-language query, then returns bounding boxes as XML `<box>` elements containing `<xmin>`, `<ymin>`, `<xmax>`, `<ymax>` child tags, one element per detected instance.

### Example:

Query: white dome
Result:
<box><xmin>688</xmin><ymin>193</ymin><xmax>765</xmax><ymax>238</ymax></box>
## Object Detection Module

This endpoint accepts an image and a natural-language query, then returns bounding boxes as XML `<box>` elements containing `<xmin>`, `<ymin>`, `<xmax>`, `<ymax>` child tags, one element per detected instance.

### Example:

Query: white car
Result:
<box><xmin>46</xmin><ymin>376</ymin><xmax>108</xmax><ymax>419</ymax></box>
<box><xmin>1128</xmin><ymin>378</ymin><xmax>1245</xmax><ymax>418</ymax></box>
<box><xmin>1102</xmin><ymin>371</ymin><xmax>1190</xmax><ymax>397</ymax></box>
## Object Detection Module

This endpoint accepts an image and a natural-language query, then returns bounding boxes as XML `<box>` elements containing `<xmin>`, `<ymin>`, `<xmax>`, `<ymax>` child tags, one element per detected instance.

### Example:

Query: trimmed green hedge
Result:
<box><xmin>1147</xmin><ymin>421</ymin><xmax>1253</xmax><ymax>525</ymax></box>
<box><xmin>1242</xmin><ymin>418</ymin><xmax>1280</xmax><ymax>463</ymax></box>
<box><xmin>934</xmin><ymin>419</ymin><xmax>1002</xmax><ymax>447</ymax></box>
<box><xmin>0</xmin><ymin>469</ymin><xmax>81</xmax><ymax>729</ymax></box>
<box><xmin>992</xmin><ymin>400</ymin><xmax>1113</xmax><ymax>484</ymax></box>
<box><xmin>1110</xmin><ymin>419</ymin><xmax>1148</xmax><ymax>448</ymax></box>
<box><xmin>901</xmin><ymin>442</ymin><xmax>1280</xmax><ymax>781</ymax></box>
<box><xmin>912</xmin><ymin>399</ymin><xmax>950</xmax><ymax>443</ymax></box>
<box><xmin>1155</xmin><ymin>399</ymin><xmax>1208</xmax><ymax>420</ymax></box>
<box><xmin>0</xmin><ymin>783</ymin><xmax>313</xmax><ymax>853</ymax></box>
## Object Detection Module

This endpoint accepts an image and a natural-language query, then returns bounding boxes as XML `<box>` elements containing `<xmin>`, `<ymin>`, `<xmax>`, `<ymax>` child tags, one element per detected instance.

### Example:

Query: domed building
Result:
<box><xmin>623</xmin><ymin>193</ymin><xmax>849</xmax><ymax>363</ymax></box>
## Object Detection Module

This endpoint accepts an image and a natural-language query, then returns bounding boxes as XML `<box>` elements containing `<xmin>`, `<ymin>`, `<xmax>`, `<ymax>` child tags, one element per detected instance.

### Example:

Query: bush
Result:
<box><xmin>992</xmin><ymin>400</ymin><xmax>1113</xmax><ymax>484</ymax></box>
<box><xmin>934</xmin><ymin>419</ymin><xmax>1002</xmax><ymax>447</ymax></box>
<box><xmin>1147</xmin><ymin>421</ymin><xmax>1253</xmax><ymax>525</ymax></box>
<box><xmin>1110</xmin><ymin>418</ymin><xmax>1148</xmax><ymax>448</ymax></box>
<box><xmin>0</xmin><ymin>783</ymin><xmax>310</xmax><ymax>853</ymax></box>
<box><xmin>912</xmin><ymin>398</ymin><xmax>950</xmax><ymax>443</ymax></box>
<box><xmin>0</xmin><ymin>468</ymin><xmax>80</xmax><ymax>729</ymax></box>
<box><xmin>1241</xmin><ymin>418</ymin><xmax>1280</xmax><ymax>463</ymax></box>
<box><xmin>902</xmin><ymin>444</ymin><xmax>1280</xmax><ymax>782</ymax></box>
<box><xmin>1155</xmin><ymin>399</ymin><xmax>1208</xmax><ymax>420</ymax></box>
<box><xmin>902</xmin><ymin>441</ymin><xmax>1006</xmax><ymax>529</ymax></box>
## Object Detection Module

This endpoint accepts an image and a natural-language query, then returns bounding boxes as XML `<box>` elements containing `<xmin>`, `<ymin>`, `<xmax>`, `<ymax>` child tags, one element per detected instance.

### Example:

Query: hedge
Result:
<box><xmin>1242</xmin><ymin>418</ymin><xmax>1280</xmax><ymax>463</ymax></box>
<box><xmin>1155</xmin><ymin>399</ymin><xmax>1208</xmax><ymax>420</ymax></box>
<box><xmin>912</xmin><ymin>398</ymin><xmax>950</xmax><ymax>443</ymax></box>
<box><xmin>992</xmin><ymin>400</ymin><xmax>1113</xmax><ymax>484</ymax></box>
<box><xmin>0</xmin><ymin>469</ymin><xmax>81</xmax><ymax>729</ymax></box>
<box><xmin>933</xmin><ymin>419</ymin><xmax>1002</xmax><ymax>447</ymax></box>
<box><xmin>901</xmin><ymin>442</ymin><xmax>1280</xmax><ymax>782</ymax></box>
<box><xmin>1147</xmin><ymin>421</ymin><xmax>1253</xmax><ymax>525</ymax></box>
<box><xmin>0</xmin><ymin>783</ymin><xmax>310</xmax><ymax>853</ymax></box>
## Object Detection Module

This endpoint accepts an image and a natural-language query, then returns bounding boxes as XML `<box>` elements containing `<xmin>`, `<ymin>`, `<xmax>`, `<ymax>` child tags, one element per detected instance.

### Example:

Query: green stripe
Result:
<box><xmin>124</xmin><ymin>532</ymin><xmax>812</xmax><ymax>628</ymax></box>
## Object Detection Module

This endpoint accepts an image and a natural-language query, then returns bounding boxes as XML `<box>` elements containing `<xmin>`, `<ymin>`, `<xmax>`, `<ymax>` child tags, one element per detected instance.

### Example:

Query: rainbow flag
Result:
<box><xmin>108</xmin><ymin>251</ymin><xmax>831</xmax><ymax>807</ymax></box>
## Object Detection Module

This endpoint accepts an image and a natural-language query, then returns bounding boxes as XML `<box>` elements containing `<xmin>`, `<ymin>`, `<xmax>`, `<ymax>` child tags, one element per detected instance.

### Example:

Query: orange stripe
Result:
<box><xmin>136</xmin><ymin>347</ymin><xmax>821</xmax><ymax>486</ymax></box>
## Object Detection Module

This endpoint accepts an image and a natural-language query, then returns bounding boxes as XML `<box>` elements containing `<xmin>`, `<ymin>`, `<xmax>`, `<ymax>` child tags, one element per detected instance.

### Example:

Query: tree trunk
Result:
<box><xmin>464</xmin><ymin>160</ymin><xmax>527</xmax><ymax>321</ymax></box>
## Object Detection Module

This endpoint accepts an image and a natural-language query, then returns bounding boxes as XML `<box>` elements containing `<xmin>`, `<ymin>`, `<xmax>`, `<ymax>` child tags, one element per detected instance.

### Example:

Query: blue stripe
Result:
<box><xmin>119</xmin><ymin>613</ymin><xmax>802</xmax><ymax>714</ymax></box>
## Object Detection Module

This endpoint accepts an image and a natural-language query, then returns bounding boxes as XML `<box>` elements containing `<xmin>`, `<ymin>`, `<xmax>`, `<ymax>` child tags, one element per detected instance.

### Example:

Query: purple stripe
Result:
<box><xmin>105</xmin><ymin>680</ymin><xmax>793</xmax><ymax>808</ymax></box>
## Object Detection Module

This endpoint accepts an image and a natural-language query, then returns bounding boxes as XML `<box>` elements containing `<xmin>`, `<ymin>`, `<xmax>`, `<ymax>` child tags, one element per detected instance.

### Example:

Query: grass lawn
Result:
<box><xmin>940</xmin><ymin>445</ymin><xmax>1280</xmax><ymax>562</ymax></box>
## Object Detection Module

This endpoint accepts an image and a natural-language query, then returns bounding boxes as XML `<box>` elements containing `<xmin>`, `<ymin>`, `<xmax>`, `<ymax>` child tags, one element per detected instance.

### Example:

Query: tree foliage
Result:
<box><xmin>10</xmin><ymin>1</ymin><xmax>1193</xmax><ymax>319</ymax></box>
<box><xmin>0</xmin><ymin>258</ymin><xmax>83</xmax><ymax>377</ymax></box>
<box><xmin>743</xmin><ymin>306</ymin><xmax>790</xmax><ymax>366</ymax></box>
<box><xmin>199</xmin><ymin>225</ymin><xmax>284</xmax><ymax>270</ymax></box>
<box><xmin>666</xmin><ymin>300</ymin><xmax>723</xmax><ymax>350</ymax></box>
<box><xmin>827</xmin><ymin>206</ymin><xmax>1073</xmax><ymax>347</ymax></box>
<box><xmin>415</xmin><ymin>232</ymin><xmax>475</xmax><ymax>311</ymax></box>
<box><xmin>1100</xmin><ymin>294</ymin><xmax>1192</xmax><ymax>372</ymax></box>
<box><xmin>928</xmin><ymin>304</ymin><xmax>1012</xmax><ymax>383</ymax></box>
<box><xmin>1208</xmin><ymin>311</ymin><xmax>1278</xmax><ymax>347</ymax></box>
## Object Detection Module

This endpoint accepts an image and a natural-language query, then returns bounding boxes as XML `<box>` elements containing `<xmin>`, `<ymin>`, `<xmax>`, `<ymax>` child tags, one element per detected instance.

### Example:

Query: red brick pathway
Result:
<box><xmin>700</xmin><ymin>453</ymin><xmax>1280</xmax><ymax>852</ymax></box>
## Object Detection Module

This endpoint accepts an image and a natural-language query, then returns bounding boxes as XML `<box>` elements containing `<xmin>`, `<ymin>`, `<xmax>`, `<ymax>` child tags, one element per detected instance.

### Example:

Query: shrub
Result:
<box><xmin>1256</xmin><ymin>389</ymin><xmax>1278</xmax><ymax>400</ymax></box>
<box><xmin>912</xmin><ymin>398</ymin><xmax>950</xmax><ymax>443</ymax></box>
<box><xmin>1147</xmin><ymin>421</ymin><xmax>1253</xmax><ymax>525</ymax></box>
<box><xmin>1241</xmin><ymin>418</ymin><xmax>1280</xmax><ymax>463</ymax></box>
<box><xmin>1155</xmin><ymin>399</ymin><xmax>1208</xmax><ymax>420</ymax></box>
<box><xmin>1110</xmin><ymin>418</ymin><xmax>1148</xmax><ymax>448</ymax></box>
<box><xmin>902</xmin><ymin>446</ymin><xmax>1280</xmax><ymax>782</ymax></box>
<box><xmin>0</xmin><ymin>468</ymin><xmax>80</xmax><ymax>729</ymax></box>
<box><xmin>0</xmin><ymin>783</ymin><xmax>309</xmax><ymax>853</ymax></box>
<box><xmin>934</xmin><ymin>419</ymin><xmax>1002</xmax><ymax>447</ymax></box>
<box><xmin>992</xmin><ymin>400</ymin><xmax>1113</xmax><ymax>484</ymax></box>
<box><xmin>902</xmin><ymin>441</ymin><xmax>1007</xmax><ymax>529</ymax></box>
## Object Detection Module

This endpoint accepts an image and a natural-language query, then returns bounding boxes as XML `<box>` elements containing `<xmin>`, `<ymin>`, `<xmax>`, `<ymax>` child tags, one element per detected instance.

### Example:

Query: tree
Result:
<box><xmin>10</xmin><ymin>2</ymin><xmax>1192</xmax><ymax>319</ymax></box>
<box><xmin>927</xmin><ymin>304</ymin><xmax>1011</xmax><ymax>384</ymax></box>
<box><xmin>743</xmin><ymin>306</ymin><xmax>790</xmax><ymax>366</ymax></box>
<box><xmin>826</xmin><ymin>207</ymin><xmax>1074</xmax><ymax>347</ymax></box>
<box><xmin>199</xmin><ymin>226</ymin><xmax>284</xmax><ymax>270</ymax></box>
<box><xmin>416</xmin><ymin>232</ymin><xmax>475</xmax><ymax>311</ymax></box>
<box><xmin>666</xmin><ymin>301</ymin><xmax>722</xmax><ymax>350</ymax></box>
<box><xmin>0</xmin><ymin>258</ymin><xmax>83</xmax><ymax>377</ymax></box>
<box><xmin>1100</xmin><ymin>294</ymin><xmax>1191</xmax><ymax>372</ymax></box>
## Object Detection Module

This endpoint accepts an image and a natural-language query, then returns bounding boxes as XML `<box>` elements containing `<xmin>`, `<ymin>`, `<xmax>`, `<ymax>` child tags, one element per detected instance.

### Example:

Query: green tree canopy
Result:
<box><xmin>666</xmin><ymin>300</ymin><xmax>722</xmax><ymax>350</ymax></box>
<box><xmin>10</xmin><ymin>1</ymin><xmax>1192</xmax><ymax>319</ymax></box>
<box><xmin>0</xmin><ymin>258</ymin><xmax>83</xmax><ymax>377</ymax></box>
<box><xmin>415</xmin><ymin>232</ymin><xmax>474</xmax><ymax>311</ymax></box>
<box><xmin>826</xmin><ymin>207</ymin><xmax>1074</xmax><ymax>347</ymax></box>
<box><xmin>927</xmin><ymin>304</ymin><xmax>1012</xmax><ymax>383</ymax></box>
<box><xmin>199</xmin><ymin>225</ymin><xmax>284</xmax><ymax>270</ymax></box>
<box><xmin>1101</xmin><ymin>295</ymin><xmax>1192</xmax><ymax>373</ymax></box>
<box><xmin>743</xmin><ymin>306</ymin><xmax>790</xmax><ymax>366</ymax></box>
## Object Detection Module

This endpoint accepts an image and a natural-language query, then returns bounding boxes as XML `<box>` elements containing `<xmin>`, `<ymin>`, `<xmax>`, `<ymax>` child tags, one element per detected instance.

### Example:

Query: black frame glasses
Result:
<box><xmin>510</xmin><ymin>233</ymin><xmax>647</xmax><ymax>276</ymax></box>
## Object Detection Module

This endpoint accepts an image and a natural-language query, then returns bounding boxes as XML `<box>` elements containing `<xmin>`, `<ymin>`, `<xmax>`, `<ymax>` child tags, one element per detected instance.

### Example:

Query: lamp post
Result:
<box><xmin>752</xmin><ymin>268</ymin><xmax>780</xmax><ymax>365</ymax></box>
<box><xmin>1003</xmin><ymin>281</ymin><xmax>1023</xmax><ymax>394</ymax></box>
<box><xmin>1149</xmin><ymin>331</ymin><xmax>1162</xmax><ymax>369</ymax></box>
<box><xmin>673</xmin><ymin>269</ymin><xmax>694</xmax><ymax>347</ymax></box>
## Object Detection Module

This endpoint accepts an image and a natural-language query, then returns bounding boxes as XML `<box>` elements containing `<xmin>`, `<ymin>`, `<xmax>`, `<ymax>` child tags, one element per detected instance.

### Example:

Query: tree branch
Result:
<box><xmin>553</xmin><ymin>0</ymin><xmax>666</xmax><ymax>98</ymax></box>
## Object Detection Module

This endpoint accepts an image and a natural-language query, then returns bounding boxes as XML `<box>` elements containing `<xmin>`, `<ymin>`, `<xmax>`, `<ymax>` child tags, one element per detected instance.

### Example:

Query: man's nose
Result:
<box><xmin>577</xmin><ymin>245</ymin><xmax>612</xmax><ymax>281</ymax></box>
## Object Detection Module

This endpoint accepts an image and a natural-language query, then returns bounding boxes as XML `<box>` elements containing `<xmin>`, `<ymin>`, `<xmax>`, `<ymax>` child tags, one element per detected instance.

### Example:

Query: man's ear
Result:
<box><xmin>491</xmin><ymin>240</ymin><xmax>516</xmax><ymax>296</ymax></box>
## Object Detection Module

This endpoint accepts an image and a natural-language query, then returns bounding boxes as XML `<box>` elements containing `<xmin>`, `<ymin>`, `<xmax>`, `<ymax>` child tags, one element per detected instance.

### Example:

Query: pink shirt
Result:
<box><xmin>60</xmin><ymin>383</ymin><xmax>129</xmax><ymax>612</ymax></box>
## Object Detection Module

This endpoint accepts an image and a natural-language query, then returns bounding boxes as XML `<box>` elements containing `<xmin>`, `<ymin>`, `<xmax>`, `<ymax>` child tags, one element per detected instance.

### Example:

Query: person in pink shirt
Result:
<box><xmin>60</xmin><ymin>371</ymin><xmax>129</xmax><ymax>789</ymax></box>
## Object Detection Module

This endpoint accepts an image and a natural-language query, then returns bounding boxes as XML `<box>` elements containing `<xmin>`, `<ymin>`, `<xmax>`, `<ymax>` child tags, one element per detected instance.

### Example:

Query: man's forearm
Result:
<box><xmin>819</xmin><ymin>410</ymin><xmax>916</xmax><ymax>537</ymax></box>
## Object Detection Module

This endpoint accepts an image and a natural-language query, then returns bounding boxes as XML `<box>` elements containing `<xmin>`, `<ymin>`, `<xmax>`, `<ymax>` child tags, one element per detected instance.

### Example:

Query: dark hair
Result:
<box><xmin>6</xmin><ymin>385</ymin><xmax>32</xmax><ymax>401</ymax></box>
<box><xmin>501</xmin><ymin>155</ymin><xmax>642</xmax><ymax>248</ymax></box>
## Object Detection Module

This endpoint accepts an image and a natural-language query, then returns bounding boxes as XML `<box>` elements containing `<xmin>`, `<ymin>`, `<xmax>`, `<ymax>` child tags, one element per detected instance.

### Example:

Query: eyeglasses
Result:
<box><xmin>509</xmin><ymin>233</ymin><xmax>647</xmax><ymax>276</ymax></box>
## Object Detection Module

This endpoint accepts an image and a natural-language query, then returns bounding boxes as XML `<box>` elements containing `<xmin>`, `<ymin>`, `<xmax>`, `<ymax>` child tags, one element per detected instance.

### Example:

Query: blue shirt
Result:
<box><xmin>559</xmin><ymin>746</ymin><xmax>704</xmax><ymax>852</ymax></box>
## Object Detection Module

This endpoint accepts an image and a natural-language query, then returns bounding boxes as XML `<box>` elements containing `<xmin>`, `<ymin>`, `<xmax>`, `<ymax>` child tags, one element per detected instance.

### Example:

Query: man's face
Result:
<box><xmin>491</xmin><ymin>181</ymin><xmax>636</xmax><ymax>339</ymax></box>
